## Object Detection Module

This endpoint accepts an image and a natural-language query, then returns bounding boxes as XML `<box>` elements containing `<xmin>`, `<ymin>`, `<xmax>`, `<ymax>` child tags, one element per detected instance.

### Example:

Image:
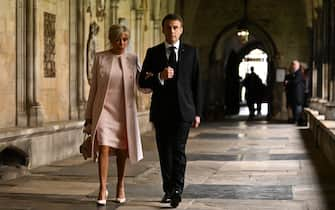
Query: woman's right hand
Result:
<box><xmin>83</xmin><ymin>119</ymin><xmax>92</xmax><ymax>134</ymax></box>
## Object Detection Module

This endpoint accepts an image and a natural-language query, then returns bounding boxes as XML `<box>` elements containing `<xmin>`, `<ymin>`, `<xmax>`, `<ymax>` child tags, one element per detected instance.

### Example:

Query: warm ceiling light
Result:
<box><xmin>237</xmin><ymin>29</ymin><xmax>249</xmax><ymax>42</ymax></box>
<box><xmin>237</xmin><ymin>0</ymin><xmax>249</xmax><ymax>43</ymax></box>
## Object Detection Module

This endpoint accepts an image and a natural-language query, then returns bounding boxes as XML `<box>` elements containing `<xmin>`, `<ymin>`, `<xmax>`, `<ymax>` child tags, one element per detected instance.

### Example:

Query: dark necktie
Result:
<box><xmin>168</xmin><ymin>46</ymin><xmax>177</xmax><ymax>69</ymax></box>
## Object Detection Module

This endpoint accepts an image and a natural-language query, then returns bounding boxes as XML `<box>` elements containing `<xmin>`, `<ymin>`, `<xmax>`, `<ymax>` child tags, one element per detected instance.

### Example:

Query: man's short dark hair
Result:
<box><xmin>161</xmin><ymin>13</ymin><xmax>184</xmax><ymax>27</ymax></box>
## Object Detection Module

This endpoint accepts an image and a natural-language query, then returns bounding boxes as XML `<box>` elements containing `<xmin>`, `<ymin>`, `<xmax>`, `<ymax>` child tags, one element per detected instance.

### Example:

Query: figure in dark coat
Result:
<box><xmin>242</xmin><ymin>66</ymin><xmax>263</xmax><ymax>119</ymax></box>
<box><xmin>286</xmin><ymin>60</ymin><xmax>305</xmax><ymax>125</ymax></box>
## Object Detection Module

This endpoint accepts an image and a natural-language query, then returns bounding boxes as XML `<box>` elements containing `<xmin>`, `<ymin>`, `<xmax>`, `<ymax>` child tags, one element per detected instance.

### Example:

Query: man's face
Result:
<box><xmin>292</xmin><ymin>61</ymin><xmax>300</xmax><ymax>71</ymax></box>
<box><xmin>162</xmin><ymin>20</ymin><xmax>183</xmax><ymax>44</ymax></box>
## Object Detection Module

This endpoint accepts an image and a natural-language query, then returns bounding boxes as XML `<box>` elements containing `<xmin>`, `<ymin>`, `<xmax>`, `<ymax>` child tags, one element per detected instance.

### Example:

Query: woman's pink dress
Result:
<box><xmin>96</xmin><ymin>54</ymin><xmax>128</xmax><ymax>150</ymax></box>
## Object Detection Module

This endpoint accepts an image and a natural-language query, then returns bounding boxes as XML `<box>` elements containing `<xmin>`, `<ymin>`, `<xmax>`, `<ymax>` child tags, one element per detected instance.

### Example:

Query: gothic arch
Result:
<box><xmin>205</xmin><ymin>19</ymin><xmax>278</xmax><ymax>118</ymax></box>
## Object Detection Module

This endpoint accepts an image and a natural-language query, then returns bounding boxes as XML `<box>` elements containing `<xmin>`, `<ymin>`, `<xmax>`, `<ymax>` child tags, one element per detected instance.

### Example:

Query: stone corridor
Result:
<box><xmin>1</xmin><ymin>120</ymin><xmax>335</xmax><ymax>210</ymax></box>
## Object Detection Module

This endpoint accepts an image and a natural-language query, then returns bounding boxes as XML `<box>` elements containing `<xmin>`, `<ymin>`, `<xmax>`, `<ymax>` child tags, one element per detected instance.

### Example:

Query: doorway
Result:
<box><xmin>239</xmin><ymin>49</ymin><xmax>269</xmax><ymax>117</ymax></box>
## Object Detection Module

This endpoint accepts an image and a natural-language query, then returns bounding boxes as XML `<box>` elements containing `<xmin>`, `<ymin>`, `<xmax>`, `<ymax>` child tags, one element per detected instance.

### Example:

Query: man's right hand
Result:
<box><xmin>160</xmin><ymin>67</ymin><xmax>175</xmax><ymax>80</ymax></box>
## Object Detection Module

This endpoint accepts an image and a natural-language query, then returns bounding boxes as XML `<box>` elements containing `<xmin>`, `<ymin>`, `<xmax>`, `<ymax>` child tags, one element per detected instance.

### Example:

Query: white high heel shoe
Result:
<box><xmin>115</xmin><ymin>197</ymin><xmax>126</xmax><ymax>204</ymax></box>
<box><xmin>96</xmin><ymin>190</ymin><xmax>108</xmax><ymax>206</ymax></box>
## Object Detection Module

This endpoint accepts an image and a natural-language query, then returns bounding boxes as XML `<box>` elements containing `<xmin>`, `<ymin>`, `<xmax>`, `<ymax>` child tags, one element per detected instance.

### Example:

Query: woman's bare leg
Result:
<box><xmin>98</xmin><ymin>145</ymin><xmax>109</xmax><ymax>200</ymax></box>
<box><xmin>116</xmin><ymin>149</ymin><xmax>127</xmax><ymax>199</ymax></box>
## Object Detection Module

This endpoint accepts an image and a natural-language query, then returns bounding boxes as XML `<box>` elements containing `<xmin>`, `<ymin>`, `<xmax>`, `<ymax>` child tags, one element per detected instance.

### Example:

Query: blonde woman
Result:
<box><xmin>84</xmin><ymin>24</ymin><xmax>143</xmax><ymax>206</ymax></box>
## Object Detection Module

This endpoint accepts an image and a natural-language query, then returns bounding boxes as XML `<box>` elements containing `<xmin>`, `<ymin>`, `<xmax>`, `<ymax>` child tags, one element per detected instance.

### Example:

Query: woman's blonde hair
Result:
<box><xmin>108</xmin><ymin>24</ymin><xmax>130</xmax><ymax>42</ymax></box>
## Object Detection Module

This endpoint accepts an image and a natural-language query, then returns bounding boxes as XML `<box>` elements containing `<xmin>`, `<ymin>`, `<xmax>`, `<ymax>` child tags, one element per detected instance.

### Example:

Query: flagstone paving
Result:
<box><xmin>1</xmin><ymin>120</ymin><xmax>335</xmax><ymax>210</ymax></box>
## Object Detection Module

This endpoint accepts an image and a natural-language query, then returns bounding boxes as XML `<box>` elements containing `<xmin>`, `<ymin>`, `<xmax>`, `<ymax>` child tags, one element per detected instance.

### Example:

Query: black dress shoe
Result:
<box><xmin>170</xmin><ymin>191</ymin><xmax>182</xmax><ymax>208</ymax></box>
<box><xmin>160</xmin><ymin>193</ymin><xmax>171</xmax><ymax>203</ymax></box>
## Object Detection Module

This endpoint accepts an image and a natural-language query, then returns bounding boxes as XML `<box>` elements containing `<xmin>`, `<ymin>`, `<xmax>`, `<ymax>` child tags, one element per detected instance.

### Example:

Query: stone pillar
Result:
<box><xmin>69</xmin><ymin>0</ymin><xmax>79</xmax><ymax>120</ymax></box>
<box><xmin>167</xmin><ymin>0</ymin><xmax>176</xmax><ymax>13</ymax></box>
<box><xmin>135</xmin><ymin>9</ymin><xmax>146</xmax><ymax>112</ymax></box>
<box><xmin>77</xmin><ymin>0</ymin><xmax>86</xmax><ymax>119</ymax></box>
<box><xmin>104</xmin><ymin>0</ymin><xmax>111</xmax><ymax>48</ymax></box>
<box><xmin>27</xmin><ymin>0</ymin><xmax>43</xmax><ymax>126</ymax></box>
<box><xmin>16</xmin><ymin>0</ymin><xmax>28</xmax><ymax>126</ymax></box>
<box><xmin>152</xmin><ymin>0</ymin><xmax>161</xmax><ymax>45</ymax></box>
<box><xmin>325</xmin><ymin>0</ymin><xmax>335</xmax><ymax>120</ymax></box>
<box><xmin>135</xmin><ymin>9</ymin><xmax>144</xmax><ymax>60</ymax></box>
<box><xmin>105</xmin><ymin>0</ymin><xmax>119</xmax><ymax>48</ymax></box>
<box><xmin>153</xmin><ymin>20</ymin><xmax>161</xmax><ymax>45</ymax></box>
<box><xmin>322</xmin><ymin>63</ymin><xmax>329</xmax><ymax>100</ymax></box>
<box><xmin>312</xmin><ymin>61</ymin><xmax>318</xmax><ymax>98</ymax></box>
<box><xmin>110</xmin><ymin>0</ymin><xmax>120</xmax><ymax>24</ymax></box>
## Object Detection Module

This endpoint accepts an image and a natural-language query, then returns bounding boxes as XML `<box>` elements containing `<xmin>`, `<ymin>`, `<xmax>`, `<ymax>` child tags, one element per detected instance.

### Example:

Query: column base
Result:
<box><xmin>29</xmin><ymin>104</ymin><xmax>44</xmax><ymax>127</ymax></box>
<box><xmin>17</xmin><ymin>111</ymin><xmax>28</xmax><ymax>127</ymax></box>
<box><xmin>78</xmin><ymin>101</ymin><xmax>86</xmax><ymax>120</ymax></box>
<box><xmin>326</xmin><ymin>103</ymin><xmax>335</xmax><ymax>120</ymax></box>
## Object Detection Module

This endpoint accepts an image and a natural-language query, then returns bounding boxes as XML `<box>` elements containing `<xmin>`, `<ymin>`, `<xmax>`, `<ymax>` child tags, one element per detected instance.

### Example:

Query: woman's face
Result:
<box><xmin>111</xmin><ymin>32</ymin><xmax>129</xmax><ymax>54</ymax></box>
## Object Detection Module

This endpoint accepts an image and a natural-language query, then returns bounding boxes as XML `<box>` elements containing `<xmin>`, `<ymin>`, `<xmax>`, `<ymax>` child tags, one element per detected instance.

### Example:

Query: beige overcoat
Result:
<box><xmin>85</xmin><ymin>50</ymin><xmax>143</xmax><ymax>163</ymax></box>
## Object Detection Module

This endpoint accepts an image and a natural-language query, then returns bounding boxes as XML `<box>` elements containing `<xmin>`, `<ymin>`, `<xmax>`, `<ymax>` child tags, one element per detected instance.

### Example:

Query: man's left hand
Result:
<box><xmin>192</xmin><ymin>116</ymin><xmax>201</xmax><ymax>128</ymax></box>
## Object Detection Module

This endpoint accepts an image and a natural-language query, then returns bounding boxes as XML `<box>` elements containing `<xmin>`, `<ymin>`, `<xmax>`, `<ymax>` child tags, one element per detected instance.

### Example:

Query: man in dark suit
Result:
<box><xmin>288</xmin><ymin>60</ymin><xmax>305</xmax><ymax>125</ymax></box>
<box><xmin>138</xmin><ymin>13</ymin><xmax>202</xmax><ymax>208</ymax></box>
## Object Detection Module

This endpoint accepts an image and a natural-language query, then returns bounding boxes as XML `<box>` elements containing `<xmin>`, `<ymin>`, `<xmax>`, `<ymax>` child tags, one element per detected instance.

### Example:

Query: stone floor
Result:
<box><xmin>1</xmin><ymin>119</ymin><xmax>335</xmax><ymax>210</ymax></box>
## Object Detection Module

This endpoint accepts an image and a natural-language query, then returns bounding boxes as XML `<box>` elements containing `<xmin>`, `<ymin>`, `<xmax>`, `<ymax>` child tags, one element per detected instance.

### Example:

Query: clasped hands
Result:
<box><xmin>160</xmin><ymin>67</ymin><xmax>175</xmax><ymax>80</ymax></box>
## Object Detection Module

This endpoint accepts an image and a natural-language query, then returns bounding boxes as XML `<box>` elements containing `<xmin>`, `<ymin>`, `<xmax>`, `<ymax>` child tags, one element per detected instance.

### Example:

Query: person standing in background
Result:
<box><xmin>286</xmin><ymin>60</ymin><xmax>305</xmax><ymax>125</ymax></box>
<box><xmin>242</xmin><ymin>66</ymin><xmax>263</xmax><ymax>119</ymax></box>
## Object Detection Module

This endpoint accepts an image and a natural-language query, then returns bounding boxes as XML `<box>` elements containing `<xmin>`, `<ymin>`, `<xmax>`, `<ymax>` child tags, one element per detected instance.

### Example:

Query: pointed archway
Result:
<box><xmin>204</xmin><ymin>19</ymin><xmax>278</xmax><ymax>120</ymax></box>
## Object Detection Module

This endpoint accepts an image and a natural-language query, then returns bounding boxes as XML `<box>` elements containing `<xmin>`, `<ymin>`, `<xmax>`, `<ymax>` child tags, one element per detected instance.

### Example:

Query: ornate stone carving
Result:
<box><xmin>86</xmin><ymin>22</ymin><xmax>99</xmax><ymax>85</ymax></box>
<box><xmin>43</xmin><ymin>12</ymin><xmax>56</xmax><ymax>78</ymax></box>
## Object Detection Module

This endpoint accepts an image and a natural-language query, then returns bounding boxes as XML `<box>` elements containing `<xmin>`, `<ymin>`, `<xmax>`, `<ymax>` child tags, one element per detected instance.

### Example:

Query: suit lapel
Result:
<box><xmin>158</xmin><ymin>43</ymin><xmax>168</xmax><ymax>68</ymax></box>
<box><xmin>178</xmin><ymin>43</ymin><xmax>184</xmax><ymax>71</ymax></box>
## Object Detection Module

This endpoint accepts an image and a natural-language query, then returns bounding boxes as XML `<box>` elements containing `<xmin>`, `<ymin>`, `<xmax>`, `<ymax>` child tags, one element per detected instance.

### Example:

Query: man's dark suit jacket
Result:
<box><xmin>291</xmin><ymin>69</ymin><xmax>305</xmax><ymax>106</ymax></box>
<box><xmin>138</xmin><ymin>42</ymin><xmax>202</xmax><ymax>123</ymax></box>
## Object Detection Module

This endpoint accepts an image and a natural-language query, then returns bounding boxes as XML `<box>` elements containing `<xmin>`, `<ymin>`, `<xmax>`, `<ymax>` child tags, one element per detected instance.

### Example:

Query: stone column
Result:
<box><xmin>110</xmin><ymin>0</ymin><xmax>120</xmax><ymax>24</ymax></box>
<box><xmin>27</xmin><ymin>0</ymin><xmax>43</xmax><ymax>126</ymax></box>
<box><xmin>322</xmin><ymin>63</ymin><xmax>329</xmax><ymax>100</ymax></box>
<box><xmin>134</xmin><ymin>8</ymin><xmax>146</xmax><ymax>112</ymax></box>
<box><xmin>325</xmin><ymin>0</ymin><xmax>335</xmax><ymax>119</ymax></box>
<box><xmin>153</xmin><ymin>20</ymin><xmax>161</xmax><ymax>45</ymax></box>
<box><xmin>104</xmin><ymin>0</ymin><xmax>111</xmax><ymax>48</ymax></box>
<box><xmin>77</xmin><ymin>0</ymin><xmax>86</xmax><ymax>119</ymax></box>
<box><xmin>152</xmin><ymin>0</ymin><xmax>161</xmax><ymax>45</ymax></box>
<box><xmin>312</xmin><ymin>61</ymin><xmax>318</xmax><ymax>98</ymax></box>
<box><xmin>69</xmin><ymin>0</ymin><xmax>79</xmax><ymax>120</ymax></box>
<box><xmin>167</xmin><ymin>0</ymin><xmax>176</xmax><ymax>13</ymax></box>
<box><xmin>105</xmin><ymin>0</ymin><xmax>119</xmax><ymax>48</ymax></box>
<box><xmin>135</xmin><ymin>9</ymin><xmax>144</xmax><ymax>60</ymax></box>
<box><xmin>16</xmin><ymin>0</ymin><xmax>28</xmax><ymax>126</ymax></box>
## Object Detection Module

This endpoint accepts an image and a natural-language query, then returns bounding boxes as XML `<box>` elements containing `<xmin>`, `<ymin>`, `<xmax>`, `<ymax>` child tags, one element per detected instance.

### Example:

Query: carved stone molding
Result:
<box><xmin>43</xmin><ymin>12</ymin><xmax>56</xmax><ymax>78</ymax></box>
<box><xmin>16</xmin><ymin>0</ymin><xmax>28</xmax><ymax>126</ymax></box>
<box><xmin>86</xmin><ymin>22</ymin><xmax>99</xmax><ymax>85</ymax></box>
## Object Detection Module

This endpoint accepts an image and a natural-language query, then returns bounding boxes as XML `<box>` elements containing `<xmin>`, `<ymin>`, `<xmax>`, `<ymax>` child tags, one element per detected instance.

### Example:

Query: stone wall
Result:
<box><xmin>0</xmin><ymin>0</ymin><xmax>16</xmax><ymax>128</ymax></box>
<box><xmin>0</xmin><ymin>121</ymin><xmax>84</xmax><ymax>169</ymax></box>
<box><xmin>38</xmin><ymin>0</ymin><xmax>70</xmax><ymax>122</ymax></box>
<box><xmin>0</xmin><ymin>0</ymin><xmax>179</xmax><ymax>169</ymax></box>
